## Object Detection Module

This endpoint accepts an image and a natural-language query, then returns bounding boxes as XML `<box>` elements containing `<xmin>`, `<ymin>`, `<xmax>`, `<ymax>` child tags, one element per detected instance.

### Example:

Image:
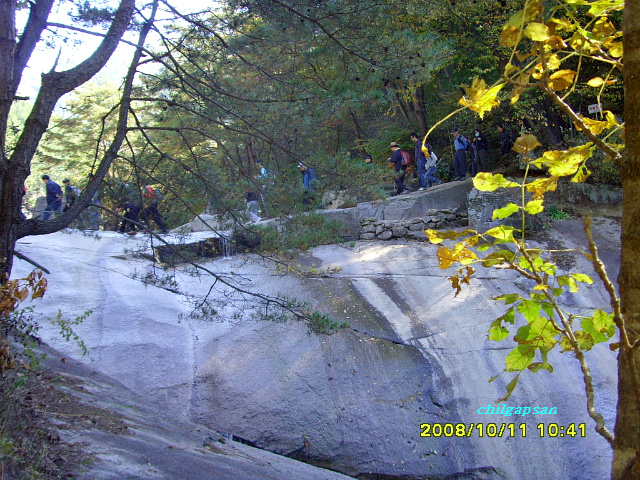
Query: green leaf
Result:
<box><xmin>484</xmin><ymin>225</ymin><xmax>517</xmax><ymax>242</ymax></box>
<box><xmin>517</xmin><ymin>299</ymin><xmax>541</xmax><ymax>323</ymax></box>
<box><xmin>557</xmin><ymin>275</ymin><xmax>579</xmax><ymax>292</ymax></box>
<box><xmin>571</xmin><ymin>273</ymin><xmax>593</xmax><ymax>284</ymax></box>
<box><xmin>514</xmin><ymin>317</ymin><xmax>560</xmax><ymax>349</ymax></box>
<box><xmin>505</xmin><ymin>345</ymin><xmax>536</xmax><ymax>372</ymax></box>
<box><xmin>481</xmin><ymin>250</ymin><xmax>516</xmax><ymax>267</ymax></box>
<box><xmin>528</xmin><ymin>362</ymin><xmax>554</xmax><ymax>373</ymax></box>
<box><xmin>497</xmin><ymin>373</ymin><xmax>521</xmax><ymax>403</ymax></box>
<box><xmin>493</xmin><ymin>294</ymin><xmax>521</xmax><ymax>305</ymax></box>
<box><xmin>524</xmin><ymin>199</ymin><xmax>544</xmax><ymax>215</ymax></box>
<box><xmin>488</xmin><ymin>318</ymin><xmax>510</xmax><ymax>341</ymax></box>
<box><xmin>492</xmin><ymin>203</ymin><xmax>520</xmax><ymax>220</ymax></box>
<box><xmin>592</xmin><ymin>309</ymin><xmax>614</xmax><ymax>332</ymax></box>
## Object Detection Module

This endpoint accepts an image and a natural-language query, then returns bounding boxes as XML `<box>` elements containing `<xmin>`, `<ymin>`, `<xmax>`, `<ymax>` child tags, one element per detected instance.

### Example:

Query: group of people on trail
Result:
<box><xmin>117</xmin><ymin>183</ymin><xmax>168</xmax><ymax>235</ymax></box>
<box><xmin>368</xmin><ymin>124</ymin><xmax>512</xmax><ymax>195</ymax></box>
<box><xmin>39</xmin><ymin>174</ymin><xmax>167</xmax><ymax>234</ymax></box>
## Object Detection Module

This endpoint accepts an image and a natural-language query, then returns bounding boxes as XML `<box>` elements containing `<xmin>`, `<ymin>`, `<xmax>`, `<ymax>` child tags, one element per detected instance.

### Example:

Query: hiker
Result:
<box><xmin>411</xmin><ymin>133</ymin><xmax>428</xmax><ymax>191</ymax></box>
<box><xmin>298</xmin><ymin>162</ymin><xmax>317</xmax><ymax>205</ymax></box>
<box><xmin>85</xmin><ymin>173</ymin><xmax>103</xmax><ymax>230</ymax></box>
<box><xmin>473</xmin><ymin>128</ymin><xmax>489</xmax><ymax>172</ymax></box>
<box><xmin>423</xmin><ymin>142</ymin><xmax>441</xmax><ymax>188</ymax></box>
<box><xmin>497</xmin><ymin>125</ymin><xmax>514</xmax><ymax>155</ymax></box>
<box><xmin>118</xmin><ymin>183</ymin><xmax>141</xmax><ymax>234</ymax></box>
<box><xmin>451</xmin><ymin>128</ymin><xmax>469</xmax><ymax>181</ymax></box>
<box><xmin>140</xmin><ymin>185</ymin><xmax>168</xmax><ymax>234</ymax></box>
<box><xmin>388</xmin><ymin>141</ymin><xmax>409</xmax><ymax>194</ymax></box>
<box><xmin>41</xmin><ymin>174</ymin><xmax>62</xmax><ymax>220</ymax></box>
<box><xmin>363</xmin><ymin>154</ymin><xmax>373</xmax><ymax>165</ymax></box>
<box><xmin>62</xmin><ymin>178</ymin><xmax>81</xmax><ymax>212</ymax></box>
<box><xmin>245</xmin><ymin>191</ymin><xmax>261</xmax><ymax>223</ymax></box>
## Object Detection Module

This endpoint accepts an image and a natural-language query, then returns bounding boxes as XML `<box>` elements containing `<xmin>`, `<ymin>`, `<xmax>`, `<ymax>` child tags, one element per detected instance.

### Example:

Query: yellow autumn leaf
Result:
<box><xmin>608</xmin><ymin>42</ymin><xmax>623</xmax><ymax>58</ymax></box>
<box><xmin>526</xmin><ymin>177</ymin><xmax>558</xmax><ymax>200</ymax></box>
<box><xmin>515</xmin><ymin>50</ymin><xmax>532</xmax><ymax>62</ymax></box>
<box><xmin>500</xmin><ymin>25</ymin><xmax>521</xmax><ymax>47</ymax></box>
<box><xmin>548</xmin><ymin>18</ymin><xmax>575</xmax><ymax>32</ymax></box>
<box><xmin>437</xmin><ymin>246</ymin><xmax>458</xmax><ymax>269</ymax></box>
<box><xmin>545</xmin><ymin>53</ymin><xmax>561</xmax><ymax>71</ymax></box>
<box><xmin>575</xmin><ymin>113</ymin><xmax>618</xmax><ymax>135</ymax></box>
<box><xmin>524</xmin><ymin>199</ymin><xmax>544</xmax><ymax>215</ymax></box>
<box><xmin>458</xmin><ymin>78</ymin><xmax>504</xmax><ymax>119</ymax></box>
<box><xmin>512</xmin><ymin>134</ymin><xmax>541</xmax><ymax>154</ymax></box>
<box><xmin>548</xmin><ymin>69</ymin><xmax>576</xmax><ymax>91</ymax></box>
<box><xmin>587</xmin><ymin>77</ymin><xmax>605</xmax><ymax>87</ymax></box>
<box><xmin>588</xmin><ymin>0</ymin><xmax>624</xmax><ymax>16</ymax></box>
<box><xmin>473</xmin><ymin>173</ymin><xmax>520</xmax><ymax>192</ymax></box>
<box><xmin>571</xmin><ymin>164</ymin><xmax>592</xmax><ymax>183</ymax></box>
<box><xmin>545</xmin><ymin>36</ymin><xmax>567</xmax><ymax>50</ymax></box>
<box><xmin>592</xmin><ymin>17</ymin><xmax>616</xmax><ymax>38</ymax></box>
<box><xmin>524</xmin><ymin>22</ymin><xmax>552</xmax><ymax>41</ymax></box>
<box><xmin>533</xmin><ymin>144</ymin><xmax>594</xmax><ymax>177</ymax></box>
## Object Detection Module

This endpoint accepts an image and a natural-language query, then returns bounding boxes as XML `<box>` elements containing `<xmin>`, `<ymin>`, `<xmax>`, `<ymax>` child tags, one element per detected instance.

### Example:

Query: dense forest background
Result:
<box><xmin>8</xmin><ymin>0</ymin><xmax>622</xmax><ymax>231</ymax></box>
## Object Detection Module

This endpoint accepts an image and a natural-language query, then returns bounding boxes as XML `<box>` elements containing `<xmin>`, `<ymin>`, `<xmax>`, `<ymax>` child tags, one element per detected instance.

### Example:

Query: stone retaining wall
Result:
<box><xmin>360</xmin><ymin>208</ymin><xmax>468</xmax><ymax>240</ymax></box>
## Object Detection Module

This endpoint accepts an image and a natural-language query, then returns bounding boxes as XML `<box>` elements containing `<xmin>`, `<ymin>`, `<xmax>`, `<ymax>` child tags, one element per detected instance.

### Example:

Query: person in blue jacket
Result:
<box><xmin>298</xmin><ymin>162</ymin><xmax>317</xmax><ymax>205</ymax></box>
<box><xmin>41</xmin><ymin>174</ymin><xmax>62</xmax><ymax>220</ymax></box>
<box><xmin>451</xmin><ymin>128</ymin><xmax>469</xmax><ymax>181</ymax></box>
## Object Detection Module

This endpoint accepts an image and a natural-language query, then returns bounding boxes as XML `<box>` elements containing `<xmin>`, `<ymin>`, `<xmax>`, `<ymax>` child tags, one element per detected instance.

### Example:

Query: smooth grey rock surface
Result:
<box><xmin>11</xmin><ymin>213</ymin><xmax>620</xmax><ymax>480</ymax></box>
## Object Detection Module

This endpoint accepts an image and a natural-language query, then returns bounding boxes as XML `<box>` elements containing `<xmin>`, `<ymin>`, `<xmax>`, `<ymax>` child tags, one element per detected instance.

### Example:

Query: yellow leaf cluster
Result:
<box><xmin>532</xmin><ymin>144</ymin><xmax>594</xmax><ymax>177</ymax></box>
<box><xmin>458</xmin><ymin>78</ymin><xmax>504</xmax><ymax>119</ymax></box>
<box><xmin>575</xmin><ymin>111</ymin><xmax>619</xmax><ymax>135</ymax></box>
<box><xmin>512</xmin><ymin>134</ymin><xmax>541</xmax><ymax>154</ymax></box>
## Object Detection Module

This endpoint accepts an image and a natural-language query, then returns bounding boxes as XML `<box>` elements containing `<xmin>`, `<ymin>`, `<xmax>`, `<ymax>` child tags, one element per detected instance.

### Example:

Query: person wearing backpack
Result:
<box><xmin>62</xmin><ymin>178</ymin><xmax>81</xmax><ymax>212</ymax></box>
<box><xmin>423</xmin><ymin>142</ymin><xmax>442</xmax><ymax>187</ymax></box>
<box><xmin>141</xmin><ymin>185</ymin><xmax>168</xmax><ymax>234</ymax></box>
<box><xmin>451</xmin><ymin>127</ymin><xmax>469</xmax><ymax>181</ymax></box>
<box><xmin>388</xmin><ymin>141</ymin><xmax>409</xmax><ymax>194</ymax></box>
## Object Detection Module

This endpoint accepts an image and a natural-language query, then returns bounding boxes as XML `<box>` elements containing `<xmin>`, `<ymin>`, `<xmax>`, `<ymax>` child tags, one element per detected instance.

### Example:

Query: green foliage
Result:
<box><xmin>546</xmin><ymin>204</ymin><xmax>570</xmax><ymax>220</ymax></box>
<box><xmin>52</xmin><ymin>310</ymin><xmax>91</xmax><ymax>357</ymax></box>
<box><xmin>253</xmin><ymin>213</ymin><xmax>348</xmax><ymax>253</ymax></box>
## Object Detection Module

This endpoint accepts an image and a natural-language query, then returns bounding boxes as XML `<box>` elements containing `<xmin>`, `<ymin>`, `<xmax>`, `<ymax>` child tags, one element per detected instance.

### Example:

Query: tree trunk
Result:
<box><xmin>412</xmin><ymin>85</ymin><xmax>428</xmax><ymax>136</ymax></box>
<box><xmin>0</xmin><ymin>0</ymin><xmax>137</xmax><ymax>282</ymax></box>
<box><xmin>612</xmin><ymin>1</ymin><xmax>640</xmax><ymax>478</ymax></box>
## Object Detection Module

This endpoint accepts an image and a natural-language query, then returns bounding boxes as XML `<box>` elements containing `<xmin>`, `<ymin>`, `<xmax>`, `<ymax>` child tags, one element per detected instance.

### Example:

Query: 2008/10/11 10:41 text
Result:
<box><xmin>419</xmin><ymin>423</ymin><xmax>587</xmax><ymax>438</ymax></box>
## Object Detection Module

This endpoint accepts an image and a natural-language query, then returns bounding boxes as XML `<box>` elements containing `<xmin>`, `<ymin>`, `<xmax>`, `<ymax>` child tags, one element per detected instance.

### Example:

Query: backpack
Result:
<box><xmin>400</xmin><ymin>150</ymin><xmax>411</xmax><ymax>166</ymax></box>
<box><xmin>66</xmin><ymin>185</ymin><xmax>81</xmax><ymax>201</ymax></box>
<box><xmin>143</xmin><ymin>186</ymin><xmax>163</xmax><ymax>204</ymax></box>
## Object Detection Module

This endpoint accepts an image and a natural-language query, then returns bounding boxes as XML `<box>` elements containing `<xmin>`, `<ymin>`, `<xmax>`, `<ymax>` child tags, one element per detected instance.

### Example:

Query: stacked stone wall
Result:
<box><xmin>359</xmin><ymin>208</ymin><xmax>468</xmax><ymax>240</ymax></box>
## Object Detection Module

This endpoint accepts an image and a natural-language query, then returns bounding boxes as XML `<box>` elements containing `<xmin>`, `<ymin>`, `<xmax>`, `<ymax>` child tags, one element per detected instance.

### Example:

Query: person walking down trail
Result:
<box><xmin>451</xmin><ymin>128</ymin><xmax>469</xmax><ymax>181</ymax></box>
<box><xmin>140</xmin><ymin>185</ymin><xmax>168</xmax><ymax>234</ymax></box>
<box><xmin>411</xmin><ymin>133</ymin><xmax>428</xmax><ymax>191</ymax></box>
<box><xmin>423</xmin><ymin>142</ymin><xmax>441</xmax><ymax>188</ymax></box>
<box><xmin>388</xmin><ymin>142</ymin><xmax>409</xmax><ymax>195</ymax></box>
<box><xmin>41</xmin><ymin>175</ymin><xmax>62</xmax><ymax>220</ymax></box>
<box><xmin>245</xmin><ymin>191</ymin><xmax>261</xmax><ymax>223</ymax></box>
<box><xmin>85</xmin><ymin>173</ymin><xmax>104</xmax><ymax>230</ymax></box>
<box><xmin>118</xmin><ymin>183</ymin><xmax>141</xmax><ymax>234</ymax></box>
<box><xmin>62</xmin><ymin>178</ymin><xmax>81</xmax><ymax>213</ymax></box>
<box><xmin>473</xmin><ymin>128</ymin><xmax>489</xmax><ymax>172</ymax></box>
<box><xmin>497</xmin><ymin>125</ymin><xmax>514</xmax><ymax>156</ymax></box>
<box><xmin>363</xmin><ymin>154</ymin><xmax>374</xmax><ymax>166</ymax></box>
<box><xmin>298</xmin><ymin>162</ymin><xmax>317</xmax><ymax>205</ymax></box>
